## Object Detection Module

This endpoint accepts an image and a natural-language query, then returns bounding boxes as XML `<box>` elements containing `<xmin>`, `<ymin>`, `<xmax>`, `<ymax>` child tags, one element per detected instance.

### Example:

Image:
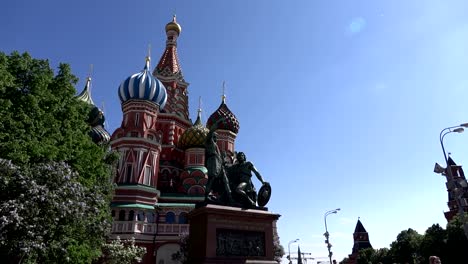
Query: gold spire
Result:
<box><xmin>146</xmin><ymin>44</ymin><xmax>151</xmax><ymax>61</ymax></box>
<box><xmin>145</xmin><ymin>44</ymin><xmax>151</xmax><ymax>69</ymax></box>
<box><xmin>87</xmin><ymin>64</ymin><xmax>93</xmax><ymax>79</ymax></box>
<box><xmin>222</xmin><ymin>81</ymin><xmax>226</xmax><ymax>103</ymax></box>
<box><xmin>86</xmin><ymin>64</ymin><xmax>93</xmax><ymax>92</ymax></box>
<box><xmin>193</xmin><ymin>96</ymin><xmax>203</xmax><ymax>126</ymax></box>
<box><xmin>198</xmin><ymin>96</ymin><xmax>202</xmax><ymax>115</ymax></box>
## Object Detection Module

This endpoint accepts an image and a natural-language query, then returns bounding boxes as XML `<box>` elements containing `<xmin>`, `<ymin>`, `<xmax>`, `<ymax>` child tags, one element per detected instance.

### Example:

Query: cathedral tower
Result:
<box><xmin>206</xmin><ymin>94</ymin><xmax>240</xmax><ymax>164</ymax></box>
<box><xmin>153</xmin><ymin>15</ymin><xmax>192</xmax><ymax>191</ymax></box>
<box><xmin>111</xmin><ymin>56</ymin><xmax>167</xmax><ymax>209</ymax></box>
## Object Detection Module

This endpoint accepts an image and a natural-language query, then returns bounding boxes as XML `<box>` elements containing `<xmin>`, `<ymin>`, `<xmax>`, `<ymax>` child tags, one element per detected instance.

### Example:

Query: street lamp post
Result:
<box><xmin>439</xmin><ymin>124</ymin><xmax>468</xmax><ymax>239</ymax></box>
<box><xmin>288</xmin><ymin>238</ymin><xmax>299</xmax><ymax>264</ymax></box>
<box><xmin>324</xmin><ymin>208</ymin><xmax>340</xmax><ymax>264</ymax></box>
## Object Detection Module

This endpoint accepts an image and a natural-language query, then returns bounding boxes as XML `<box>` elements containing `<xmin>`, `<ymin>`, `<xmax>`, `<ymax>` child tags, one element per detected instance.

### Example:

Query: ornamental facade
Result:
<box><xmin>77</xmin><ymin>16</ymin><xmax>242</xmax><ymax>264</ymax></box>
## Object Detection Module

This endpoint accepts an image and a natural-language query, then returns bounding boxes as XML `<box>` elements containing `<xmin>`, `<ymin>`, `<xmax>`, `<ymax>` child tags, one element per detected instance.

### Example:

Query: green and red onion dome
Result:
<box><xmin>206</xmin><ymin>100</ymin><xmax>239</xmax><ymax>134</ymax></box>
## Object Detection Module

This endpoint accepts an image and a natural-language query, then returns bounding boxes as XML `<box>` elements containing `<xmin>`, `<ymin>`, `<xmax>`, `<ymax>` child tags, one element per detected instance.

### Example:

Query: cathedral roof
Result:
<box><xmin>156</xmin><ymin>46</ymin><xmax>181</xmax><ymax>76</ymax></box>
<box><xmin>76</xmin><ymin>77</ymin><xmax>110</xmax><ymax>144</ymax></box>
<box><xmin>154</xmin><ymin>16</ymin><xmax>184</xmax><ymax>80</ymax></box>
<box><xmin>206</xmin><ymin>97</ymin><xmax>240</xmax><ymax>134</ymax></box>
<box><xmin>76</xmin><ymin>77</ymin><xmax>94</xmax><ymax>105</ymax></box>
<box><xmin>118</xmin><ymin>57</ymin><xmax>167</xmax><ymax>109</ymax></box>
<box><xmin>179</xmin><ymin>110</ymin><xmax>209</xmax><ymax>150</ymax></box>
<box><xmin>90</xmin><ymin>125</ymin><xmax>111</xmax><ymax>144</ymax></box>
<box><xmin>165</xmin><ymin>15</ymin><xmax>181</xmax><ymax>34</ymax></box>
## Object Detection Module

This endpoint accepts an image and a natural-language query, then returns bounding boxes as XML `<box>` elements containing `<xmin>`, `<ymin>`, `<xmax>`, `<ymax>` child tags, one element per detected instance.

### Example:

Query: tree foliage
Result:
<box><xmin>273</xmin><ymin>225</ymin><xmax>285</xmax><ymax>263</ymax></box>
<box><xmin>0</xmin><ymin>160</ymin><xmax>109</xmax><ymax>263</ymax></box>
<box><xmin>0</xmin><ymin>51</ymin><xmax>115</xmax><ymax>263</ymax></box>
<box><xmin>172</xmin><ymin>232</ymin><xmax>189</xmax><ymax>264</ymax></box>
<box><xmin>388</xmin><ymin>228</ymin><xmax>422</xmax><ymax>263</ymax></box>
<box><xmin>99</xmin><ymin>237</ymin><xmax>146</xmax><ymax>264</ymax></box>
<box><xmin>0</xmin><ymin>51</ymin><xmax>111</xmax><ymax>186</ymax></box>
<box><xmin>342</xmin><ymin>219</ymin><xmax>468</xmax><ymax>264</ymax></box>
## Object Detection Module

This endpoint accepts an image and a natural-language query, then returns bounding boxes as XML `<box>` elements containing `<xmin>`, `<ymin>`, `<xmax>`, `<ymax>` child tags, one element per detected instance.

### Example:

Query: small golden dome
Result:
<box><xmin>166</xmin><ymin>15</ymin><xmax>181</xmax><ymax>34</ymax></box>
<box><xmin>178</xmin><ymin>114</ymin><xmax>208</xmax><ymax>150</ymax></box>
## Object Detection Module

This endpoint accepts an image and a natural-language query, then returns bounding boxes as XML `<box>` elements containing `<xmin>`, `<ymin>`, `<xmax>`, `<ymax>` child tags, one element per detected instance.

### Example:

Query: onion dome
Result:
<box><xmin>179</xmin><ymin>109</ymin><xmax>209</xmax><ymax>150</ymax></box>
<box><xmin>90</xmin><ymin>125</ymin><xmax>111</xmax><ymax>144</ymax></box>
<box><xmin>76</xmin><ymin>77</ymin><xmax>111</xmax><ymax>144</ymax></box>
<box><xmin>88</xmin><ymin>106</ymin><xmax>105</xmax><ymax>127</ymax></box>
<box><xmin>165</xmin><ymin>15</ymin><xmax>181</xmax><ymax>34</ymax></box>
<box><xmin>76</xmin><ymin>77</ymin><xmax>94</xmax><ymax>105</ymax></box>
<box><xmin>118</xmin><ymin>57</ymin><xmax>167</xmax><ymax>109</ymax></box>
<box><xmin>206</xmin><ymin>97</ymin><xmax>240</xmax><ymax>134</ymax></box>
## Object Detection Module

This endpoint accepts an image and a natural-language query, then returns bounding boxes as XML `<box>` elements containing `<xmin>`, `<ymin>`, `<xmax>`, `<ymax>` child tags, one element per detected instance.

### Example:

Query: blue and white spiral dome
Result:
<box><xmin>118</xmin><ymin>58</ymin><xmax>167</xmax><ymax>109</ymax></box>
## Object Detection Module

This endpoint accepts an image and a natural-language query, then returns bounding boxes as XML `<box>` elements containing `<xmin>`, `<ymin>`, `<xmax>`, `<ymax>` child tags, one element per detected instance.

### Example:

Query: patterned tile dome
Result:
<box><xmin>179</xmin><ymin>111</ymin><xmax>209</xmax><ymax>149</ymax></box>
<box><xmin>206</xmin><ymin>99</ymin><xmax>239</xmax><ymax>134</ymax></box>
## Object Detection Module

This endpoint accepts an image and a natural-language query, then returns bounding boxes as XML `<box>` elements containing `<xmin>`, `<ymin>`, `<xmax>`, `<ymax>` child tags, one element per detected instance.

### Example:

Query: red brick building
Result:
<box><xmin>105</xmin><ymin>16</ymin><xmax>240</xmax><ymax>264</ymax></box>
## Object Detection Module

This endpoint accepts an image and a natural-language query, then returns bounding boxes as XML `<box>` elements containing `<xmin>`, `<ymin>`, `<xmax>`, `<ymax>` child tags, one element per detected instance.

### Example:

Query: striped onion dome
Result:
<box><xmin>90</xmin><ymin>125</ymin><xmax>111</xmax><ymax>144</ymax></box>
<box><xmin>179</xmin><ymin>110</ymin><xmax>209</xmax><ymax>150</ymax></box>
<box><xmin>118</xmin><ymin>57</ymin><xmax>167</xmax><ymax>109</ymax></box>
<box><xmin>206</xmin><ymin>97</ymin><xmax>240</xmax><ymax>134</ymax></box>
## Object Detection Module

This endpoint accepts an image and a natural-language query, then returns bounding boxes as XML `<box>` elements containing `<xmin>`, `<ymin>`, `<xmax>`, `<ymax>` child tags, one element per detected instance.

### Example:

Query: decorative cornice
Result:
<box><xmin>116</xmin><ymin>184</ymin><xmax>161</xmax><ymax>195</ymax></box>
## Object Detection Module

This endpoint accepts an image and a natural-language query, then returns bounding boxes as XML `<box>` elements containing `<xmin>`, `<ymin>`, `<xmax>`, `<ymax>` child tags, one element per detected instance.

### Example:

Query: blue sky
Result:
<box><xmin>3</xmin><ymin>0</ymin><xmax>468</xmax><ymax>262</ymax></box>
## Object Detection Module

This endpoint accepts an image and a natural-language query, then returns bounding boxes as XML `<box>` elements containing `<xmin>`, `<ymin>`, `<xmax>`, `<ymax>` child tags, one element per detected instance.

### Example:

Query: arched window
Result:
<box><xmin>147</xmin><ymin>212</ymin><xmax>155</xmax><ymax>223</ymax></box>
<box><xmin>165</xmin><ymin>212</ymin><xmax>175</xmax><ymax>224</ymax></box>
<box><xmin>128</xmin><ymin>210</ymin><xmax>135</xmax><ymax>221</ymax></box>
<box><xmin>179</xmin><ymin>212</ymin><xmax>188</xmax><ymax>224</ymax></box>
<box><xmin>118</xmin><ymin>210</ymin><xmax>125</xmax><ymax>221</ymax></box>
<box><xmin>137</xmin><ymin>211</ymin><xmax>145</xmax><ymax>221</ymax></box>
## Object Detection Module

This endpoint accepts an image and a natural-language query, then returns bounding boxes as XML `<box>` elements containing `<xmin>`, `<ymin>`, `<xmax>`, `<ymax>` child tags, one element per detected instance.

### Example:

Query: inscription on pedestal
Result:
<box><xmin>216</xmin><ymin>229</ymin><xmax>265</xmax><ymax>257</ymax></box>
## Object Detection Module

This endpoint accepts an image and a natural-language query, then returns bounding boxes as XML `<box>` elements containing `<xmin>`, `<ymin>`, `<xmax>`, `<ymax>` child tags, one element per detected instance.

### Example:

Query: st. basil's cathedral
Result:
<box><xmin>77</xmin><ymin>16</ymin><xmax>241</xmax><ymax>264</ymax></box>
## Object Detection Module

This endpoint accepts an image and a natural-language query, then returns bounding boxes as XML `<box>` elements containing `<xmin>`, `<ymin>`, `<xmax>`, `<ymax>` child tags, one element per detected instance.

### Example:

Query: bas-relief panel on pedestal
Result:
<box><xmin>216</xmin><ymin>229</ymin><xmax>265</xmax><ymax>257</ymax></box>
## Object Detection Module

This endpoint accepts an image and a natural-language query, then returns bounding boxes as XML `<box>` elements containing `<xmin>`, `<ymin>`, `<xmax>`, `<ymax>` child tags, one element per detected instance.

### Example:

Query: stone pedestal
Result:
<box><xmin>188</xmin><ymin>204</ymin><xmax>280</xmax><ymax>264</ymax></box>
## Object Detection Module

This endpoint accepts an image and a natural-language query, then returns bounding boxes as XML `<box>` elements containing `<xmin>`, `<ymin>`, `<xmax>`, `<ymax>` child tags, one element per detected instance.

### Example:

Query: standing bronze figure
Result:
<box><xmin>204</xmin><ymin>121</ymin><xmax>233</xmax><ymax>203</ymax></box>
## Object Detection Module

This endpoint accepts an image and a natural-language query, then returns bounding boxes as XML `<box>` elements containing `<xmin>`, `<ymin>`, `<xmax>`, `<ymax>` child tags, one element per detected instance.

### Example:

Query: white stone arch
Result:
<box><xmin>156</xmin><ymin>243</ymin><xmax>180</xmax><ymax>264</ymax></box>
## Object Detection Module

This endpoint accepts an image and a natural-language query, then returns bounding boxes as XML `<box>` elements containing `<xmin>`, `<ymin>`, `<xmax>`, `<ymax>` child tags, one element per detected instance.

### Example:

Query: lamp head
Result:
<box><xmin>434</xmin><ymin>162</ymin><xmax>446</xmax><ymax>174</ymax></box>
<box><xmin>460</xmin><ymin>123</ymin><xmax>468</xmax><ymax>128</ymax></box>
<box><xmin>453</xmin><ymin>127</ymin><xmax>464</xmax><ymax>133</ymax></box>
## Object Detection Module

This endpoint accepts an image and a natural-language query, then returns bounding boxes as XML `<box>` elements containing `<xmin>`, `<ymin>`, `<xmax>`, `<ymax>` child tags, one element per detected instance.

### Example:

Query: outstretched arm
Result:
<box><xmin>250</xmin><ymin>163</ymin><xmax>266</xmax><ymax>185</ymax></box>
